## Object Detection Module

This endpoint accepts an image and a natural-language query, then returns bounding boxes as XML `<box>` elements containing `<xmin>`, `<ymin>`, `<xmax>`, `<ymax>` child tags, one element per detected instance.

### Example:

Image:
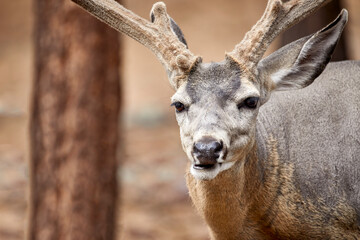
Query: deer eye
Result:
<box><xmin>171</xmin><ymin>101</ymin><xmax>186</xmax><ymax>113</ymax></box>
<box><xmin>237</xmin><ymin>97</ymin><xmax>259</xmax><ymax>109</ymax></box>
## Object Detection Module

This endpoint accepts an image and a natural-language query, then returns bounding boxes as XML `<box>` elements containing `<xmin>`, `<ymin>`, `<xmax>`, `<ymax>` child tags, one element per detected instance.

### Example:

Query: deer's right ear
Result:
<box><xmin>150</xmin><ymin>11</ymin><xmax>188</xmax><ymax>47</ymax></box>
<box><xmin>257</xmin><ymin>9</ymin><xmax>348</xmax><ymax>99</ymax></box>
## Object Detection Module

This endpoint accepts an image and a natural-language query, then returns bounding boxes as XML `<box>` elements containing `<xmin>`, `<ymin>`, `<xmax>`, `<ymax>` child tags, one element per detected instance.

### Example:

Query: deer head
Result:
<box><xmin>72</xmin><ymin>0</ymin><xmax>348</xmax><ymax>180</ymax></box>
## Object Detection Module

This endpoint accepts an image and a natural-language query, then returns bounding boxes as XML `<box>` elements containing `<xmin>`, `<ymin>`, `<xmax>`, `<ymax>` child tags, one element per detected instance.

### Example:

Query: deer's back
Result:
<box><xmin>256</xmin><ymin>60</ymin><xmax>360</xmax><ymax>231</ymax></box>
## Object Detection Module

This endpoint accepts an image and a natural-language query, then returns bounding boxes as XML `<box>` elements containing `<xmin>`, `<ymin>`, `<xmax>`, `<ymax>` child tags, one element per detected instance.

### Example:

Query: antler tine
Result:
<box><xmin>227</xmin><ymin>0</ymin><xmax>330</xmax><ymax>73</ymax></box>
<box><xmin>71</xmin><ymin>0</ymin><xmax>201</xmax><ymax>89</ymax></box>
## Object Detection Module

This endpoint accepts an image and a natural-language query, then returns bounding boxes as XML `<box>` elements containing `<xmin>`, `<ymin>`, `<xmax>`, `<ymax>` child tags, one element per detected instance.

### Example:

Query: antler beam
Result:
<box><xmin>227</xmin><ymin>0</ymin><xmax>331</xmax><ymax>71</ymax></box>
<box><xmin>71</xmin><ymin>0</ymin><xmax>200</xmax><ymax>89</ymax></box>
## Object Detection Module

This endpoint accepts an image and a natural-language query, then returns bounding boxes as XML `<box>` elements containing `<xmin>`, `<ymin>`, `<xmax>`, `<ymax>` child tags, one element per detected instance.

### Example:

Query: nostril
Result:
<box><xmin>213</xmin><ymin>141</ymin><xmax>223</xmax><ymax>153</ymax></box>
<box><xmin>194</xmin><ymin>142</ymin><xmax>205</xmax><ymax>153</ymax></box>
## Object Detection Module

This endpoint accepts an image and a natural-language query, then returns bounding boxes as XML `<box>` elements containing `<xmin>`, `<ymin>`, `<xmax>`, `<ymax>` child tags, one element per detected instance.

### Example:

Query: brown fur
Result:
<box><xmin>186</xmin><ymin>136</ymin><xmax>360</xmax><ymax>239</ymax></box>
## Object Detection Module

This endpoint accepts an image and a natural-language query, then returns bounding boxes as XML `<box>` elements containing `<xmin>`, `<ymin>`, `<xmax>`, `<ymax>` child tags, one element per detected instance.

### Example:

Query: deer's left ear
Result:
<box><xmin>258</xmin><ymin>9</ymin><xmax>348</xmax><ymax>94</ymax></box>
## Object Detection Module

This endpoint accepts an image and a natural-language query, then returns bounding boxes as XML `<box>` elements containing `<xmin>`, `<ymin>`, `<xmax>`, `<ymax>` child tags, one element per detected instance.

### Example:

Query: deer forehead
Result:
<box><xmin>172</xmin><ymin>60</ymin><xmax>260</xmax><ymax>107</ymax></box>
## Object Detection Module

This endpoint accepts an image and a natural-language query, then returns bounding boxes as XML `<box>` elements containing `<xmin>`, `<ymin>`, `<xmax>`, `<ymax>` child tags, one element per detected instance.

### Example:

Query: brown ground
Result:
<box><xmin>0</xmin><ymin>0</ymin><xmax>359</xmax><ymax>239</ymax></box>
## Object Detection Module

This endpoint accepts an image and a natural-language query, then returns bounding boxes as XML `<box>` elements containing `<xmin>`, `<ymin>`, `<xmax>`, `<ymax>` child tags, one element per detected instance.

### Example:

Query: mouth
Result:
<box><xmin>193</xmin><ymin>162</ymin><xmax>221</xmax><ymax>170</ymax></box>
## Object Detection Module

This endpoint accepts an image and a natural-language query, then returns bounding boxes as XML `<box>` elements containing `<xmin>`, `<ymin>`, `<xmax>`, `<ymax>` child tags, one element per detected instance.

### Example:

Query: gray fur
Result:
<box><xmin>186</xmin><ymin>59</ymin><xmax>241</xmax><ymax>105</ymax></box>
<box><xmin>257</xmin><ymin>60</ymin><xmax>360</xmax><ymax>220</ymax></box>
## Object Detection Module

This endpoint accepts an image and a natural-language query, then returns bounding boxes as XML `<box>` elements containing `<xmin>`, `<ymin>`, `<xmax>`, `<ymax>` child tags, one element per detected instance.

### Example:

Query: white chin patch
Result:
<box><xmin>190</xmin><ymin>162</ymin><xmax>235</xmax><ymax>180</ymax></box>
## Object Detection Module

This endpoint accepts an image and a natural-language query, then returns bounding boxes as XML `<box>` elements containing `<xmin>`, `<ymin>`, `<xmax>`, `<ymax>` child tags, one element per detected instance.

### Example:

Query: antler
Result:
<box><xmin>71</xmin><ymin>0</ymin><xmax>201</xmax><ymax>89</ymax></box>
<box><xmin>227</xmin><ymin>0</ymin><xmax>331</xmax><ymax>72</ymax></box>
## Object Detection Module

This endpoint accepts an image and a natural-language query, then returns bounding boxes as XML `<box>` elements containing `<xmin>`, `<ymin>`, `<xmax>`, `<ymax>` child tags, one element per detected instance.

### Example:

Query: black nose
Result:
<box><xmin>193</xmin><ymin>137</ymin><xmax>223</xmax><ymax>169</ymax></box>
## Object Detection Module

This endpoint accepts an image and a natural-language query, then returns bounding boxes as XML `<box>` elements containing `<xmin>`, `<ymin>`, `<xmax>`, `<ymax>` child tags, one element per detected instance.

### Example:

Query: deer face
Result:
<box><xmin>168</xmin><ymin>9</ymin><xmax>347</xmax><ymax>180</ymax></box>
<box><xmin>171</xmin><ymin>59</ymin><xmax>261</xmax><ymax>180</ymax></box>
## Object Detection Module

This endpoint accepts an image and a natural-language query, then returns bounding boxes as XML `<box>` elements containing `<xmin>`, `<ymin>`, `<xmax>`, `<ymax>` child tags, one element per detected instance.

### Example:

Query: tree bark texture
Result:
<box><xmin>29</xmin><ymin>0</ymin><xmax>120</xmax><ymax>239</ymax></box>
<box><xmin>281</xmin><ymin>0</ymin><xmax>348</xmax><ymax>61</ymax></box>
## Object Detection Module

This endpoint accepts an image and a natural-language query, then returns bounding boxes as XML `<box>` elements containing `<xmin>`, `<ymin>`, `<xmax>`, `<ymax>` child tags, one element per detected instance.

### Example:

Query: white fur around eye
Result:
<box><xmin>171</xmin><ymin>83</ymin><xmax>191</xmax><ymax>106</ymax></box>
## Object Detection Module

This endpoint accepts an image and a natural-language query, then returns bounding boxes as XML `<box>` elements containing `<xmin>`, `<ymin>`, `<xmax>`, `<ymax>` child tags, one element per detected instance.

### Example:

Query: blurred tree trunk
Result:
<box><xmin>28</xmin><ymin>0</ymin><xmax>121</xmax><ymax>240</ymax></box>
<box><xmin>281</xmin><ymin>0</ymin><xmax>348</xmax><ymax>61</ymax></box>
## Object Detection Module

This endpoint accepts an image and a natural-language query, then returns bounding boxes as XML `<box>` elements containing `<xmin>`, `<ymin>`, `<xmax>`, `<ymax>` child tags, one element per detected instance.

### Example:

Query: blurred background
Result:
<box><xmin>0</xmin><ymin>0</ymin><xmax>359</xmax><ymax>239</ymax></box>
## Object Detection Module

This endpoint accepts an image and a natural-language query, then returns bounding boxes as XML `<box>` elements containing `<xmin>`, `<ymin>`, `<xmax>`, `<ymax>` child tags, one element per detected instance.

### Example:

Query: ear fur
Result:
<box><xmin>258</xmin><ymin>9</ymin><xmax>348</xmax><ymax>94</ymax></box>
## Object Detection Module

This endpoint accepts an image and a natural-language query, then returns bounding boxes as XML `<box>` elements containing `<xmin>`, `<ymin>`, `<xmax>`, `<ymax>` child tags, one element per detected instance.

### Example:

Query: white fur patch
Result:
<box><xmin>190</xmin><ymin>162</ymin><xmax>235</xmax><ymax>180</ymax></box>
<box><xmin>271</xmin><ymin>68</ymin><xmax>293</xmax><ymax>85</ymax></box>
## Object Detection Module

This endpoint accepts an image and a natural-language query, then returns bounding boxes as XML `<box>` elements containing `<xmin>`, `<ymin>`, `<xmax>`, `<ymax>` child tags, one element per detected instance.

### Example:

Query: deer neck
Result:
<box><xmin>185</xmin><ymin>143</ymin><xmax>265</xmax><ymax>240</ymax></box>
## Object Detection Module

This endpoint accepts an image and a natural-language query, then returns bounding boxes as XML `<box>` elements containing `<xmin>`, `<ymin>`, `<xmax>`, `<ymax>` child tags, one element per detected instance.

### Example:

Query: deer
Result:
<box><xmin>72</xmin><ymin>0</ymin><xmax>360</xmax><ymax>239</ymax></box>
